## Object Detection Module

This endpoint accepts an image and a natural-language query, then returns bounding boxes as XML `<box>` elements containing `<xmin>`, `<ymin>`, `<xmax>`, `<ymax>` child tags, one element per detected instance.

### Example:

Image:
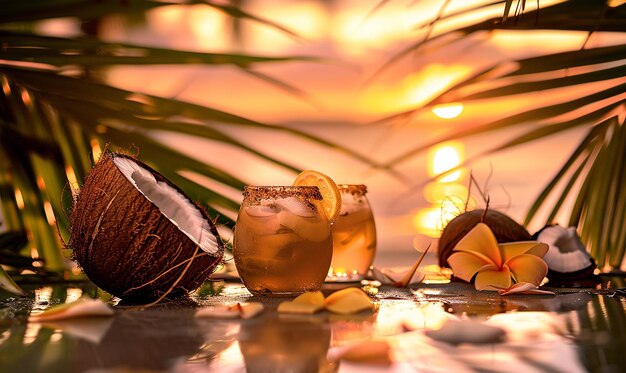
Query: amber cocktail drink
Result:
<box><xmin>328</xmin><ymin>184</ymin><xmax>376</xmax><ymax>281</ymax></box>
<box><xmin>234</xmin><ymin>186</ymin><xmax>333</xmax><ymax>296</ymax></box>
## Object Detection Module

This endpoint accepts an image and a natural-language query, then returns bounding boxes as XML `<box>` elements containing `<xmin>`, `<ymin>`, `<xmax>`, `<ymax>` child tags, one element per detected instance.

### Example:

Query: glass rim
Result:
<box><xmin>243</xmin><ymin>185</ymin><xmax>323</xmax><ymax>200</ymax></box>
<box><xmin>337</xmin><ymin>184</ymin><xmax>367</xmax><ymax>195</ymax></box>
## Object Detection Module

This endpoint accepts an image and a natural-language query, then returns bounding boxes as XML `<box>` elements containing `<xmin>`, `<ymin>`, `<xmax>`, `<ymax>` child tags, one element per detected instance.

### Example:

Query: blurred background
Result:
<box><xmin>1</xmin><ymin>0</ymin><xmax>625</xmax><ymax>283</ymax></box>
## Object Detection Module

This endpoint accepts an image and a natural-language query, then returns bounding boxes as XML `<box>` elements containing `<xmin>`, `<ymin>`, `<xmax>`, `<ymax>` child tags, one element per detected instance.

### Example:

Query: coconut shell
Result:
<box><xmin>438</xmin><ymin>209</ymin><xmax>531</xmax><ymax>268</ymax></box>
<box><xmin>70</xmin><ymin>152</ymin><xmax>224</xmax><ymax>302</ymax></box>
<box><xmin>532</xmin><ymin>225</ymin><xmax>598</xmax><ymax>286</ymax></box>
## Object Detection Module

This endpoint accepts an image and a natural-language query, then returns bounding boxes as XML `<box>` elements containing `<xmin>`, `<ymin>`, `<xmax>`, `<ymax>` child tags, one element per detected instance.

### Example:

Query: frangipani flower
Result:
<box><xmin>448</xmin><ymin>223</ymin><xmax>549</xmax><ymax>291</ymax></box>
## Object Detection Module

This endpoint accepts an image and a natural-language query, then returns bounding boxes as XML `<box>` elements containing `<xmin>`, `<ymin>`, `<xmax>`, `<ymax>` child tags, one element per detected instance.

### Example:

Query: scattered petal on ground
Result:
<box><xmin>498</xmin><ymin>282</ymin><xmax>555</xmax><ymax>296</ymax></box>
<box><xmin>325</xmin><ymin>288</ymin><xmax>374</xmax><ymax>315</ymax></box>
<box><xmin>278</xmin><ymin>291</ymin><xmax>326</xmax><ymax>314</ymax></box>
<box><xmin>196</xmin><ymin>302</ymin><xmax>264</xmax><ymax>319</ymax></box>
<box><xmin>29</xmin><ymin>298</ymin><xmax>114</xmax><ymax>322</ymax></box>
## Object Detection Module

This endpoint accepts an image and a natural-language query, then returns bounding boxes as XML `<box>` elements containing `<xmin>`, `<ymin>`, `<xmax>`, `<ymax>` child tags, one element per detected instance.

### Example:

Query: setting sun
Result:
<box><xmin>413</xmin><ymin>205</ymin><xmax>458</xmax><ymax>238</ymax></box>
<box><xmin>432</xmin><ymin>103</ymin><xmax>464</xmax><ymax>119</ymax></box>
<box><xmin>428</xmin><ymin>142</ymin><xmax>464</xmax><ymax>182</ymax></box>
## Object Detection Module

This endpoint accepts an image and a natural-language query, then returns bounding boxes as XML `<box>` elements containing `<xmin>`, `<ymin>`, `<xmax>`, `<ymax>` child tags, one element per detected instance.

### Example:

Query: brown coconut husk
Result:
<box><xmin>438</xmin><ymin>209</ymin><xmax>531</xmax><ymax>268</ymax></box>
<box><xmin>70</xmin><ymin>152</ymin><xmax>224</xmax><ymax>302</ymax></box>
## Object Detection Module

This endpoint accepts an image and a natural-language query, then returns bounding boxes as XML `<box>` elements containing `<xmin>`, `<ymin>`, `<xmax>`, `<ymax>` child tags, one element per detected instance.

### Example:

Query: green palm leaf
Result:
<box><xmin>0</xmin><ymin>0</ymin><xmax>163</xmax><ymax>23</ymax></box>
<box><xmin>1</xmin><ymin>32</ymin><xmax>317</xmax><ymax>68</ymax></box>
<box><xmin>0</xmin><ymin>231</ymin><xmax>28</xmax><ymax>296</ymax></box>
<box><xmin>376</xmin><ymin>0</ymin><xmax>626</xmax><ymax>270</ymax></box>
<box><xmin>0</xmin><ymin>266</ymin><xmax>27</xmax><ymax>296</ymax></box>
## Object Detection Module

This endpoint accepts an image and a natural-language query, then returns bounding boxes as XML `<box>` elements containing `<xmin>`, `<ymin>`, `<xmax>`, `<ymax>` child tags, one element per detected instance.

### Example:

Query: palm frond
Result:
<box><xmin>380</xmin><ymin>85</ymin><xmax>624</xmax><ymax>169</ymax></box>
<box><xmin>524</xmin><ymin>120</ymin><xmax>611</xmax><ymax>225</ymax></box>
<box><xmin>426</xmin><ymin>45</ymin><xmax>626</xmax><ymax>106</ymax></box>
<box><xmin>0</xmin><ymin>0</ymin><xmax>163</xmax><ymax>23</ymax></box>
<box><xmin>1</xmin><ymin>32</ymin><xmax>318</xmax><ymax>68</ymax></box>
<box><xmin>417</xmin><ymin>0</ymin><xmax>623</xmax><ymax>57</ymax></box>
<box><xmin>0</xmin><ymin>231</ymin><xmax>29</xmax><ymax>296</ymax></box>
<box><xmin>0</xmin><ymin>265</ymin><xmax>27</xmax><ymax>296</ymax></box>
<box><xmin>377</xmin><ymin>0</ymin><xmax>626</xmax><ymax>270</ymax></box>
<box><xmin>206</xmin><ymin>2</ymin><xmax>306</xmax><ymax>42</ymax></box>
<box><xmin>0</xmin><ymin>0</ymin><xmax>304</xmax><ymax>42</ymax></box>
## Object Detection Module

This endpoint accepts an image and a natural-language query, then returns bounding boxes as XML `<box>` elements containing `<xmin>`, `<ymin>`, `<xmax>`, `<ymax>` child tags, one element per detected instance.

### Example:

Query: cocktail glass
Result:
<box><xmin>327</xmin><ymin>184</ymin><xmax>377</xmax><ymax>282</ymax></box>
<box><xmin>233</xmin><ymin>186</ymin><xmax>333</xmax><ymax>296</ymax></box>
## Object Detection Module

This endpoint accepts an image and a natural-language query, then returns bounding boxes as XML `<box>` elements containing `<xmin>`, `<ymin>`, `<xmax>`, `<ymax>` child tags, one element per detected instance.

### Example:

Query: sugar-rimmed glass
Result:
<box><xmin>327</xmin><ymin>184</ymin><xmax>377</xmax><ymax>282</ymax></box>
<box><xmin>234</xmin><ymin>186</ymin><xmax>333</xmax><ymax>296</ymax></box>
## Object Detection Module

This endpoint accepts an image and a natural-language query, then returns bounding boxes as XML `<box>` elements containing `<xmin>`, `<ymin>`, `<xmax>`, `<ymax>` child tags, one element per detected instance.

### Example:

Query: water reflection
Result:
<box><xmin>39</xmin><ymin>317</ymin><xmax>113</xmax><ymax>344</ymax></box>
<box><xmin>238</xmin><ymin>316</ymin><xmax>336</xmax><ymax>372</ymax></box>
<box><xmin>72</xmin><ymin>308</ymin><xmax>205</xmax><ymax>372</ymax></box>
<box><xmin>0</xmin><ymin>281</ymin><xmax>625</xmax><ymax>372</ymax></box>
<box><xmin>374</xmin><ymin>300</ymin><xmax>452</xmax><ymax>335</ymax></box>
<box><xmin>444</xmin><ymin>292</ymin><xmax>593</xmax><ymax>316</ymax></box>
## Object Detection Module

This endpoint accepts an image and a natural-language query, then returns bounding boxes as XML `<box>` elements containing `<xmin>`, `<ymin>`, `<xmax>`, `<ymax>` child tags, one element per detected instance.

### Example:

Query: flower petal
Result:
<box><xmin>239</xmin><ymin>303</ymin><xmax>265</xmax><ymax>319</ymax></box>
<box><xmin>195</xmin><ymin>306</ymin><xmax>240</xmax><ymax>319</ymax></box>
<box><xmin>373</xmin><ymin>266</ymin><xmax>425</xmax><ymax>286</ymax></box>
<box><xmin>278</xmin><ymin>291</ymin><xmax>326</xmax><ymax>314</ymax></box>
<box><xmin>29</xmin><ymin>298</ymin><xmax>113</xmax><ymax>322</ymax></box>
<box><xmin>448</xmin><ymin>251</ymin><xmax>493</xmax><ymax>282</ymax></box>
<box><xmin>507</xmin><ymin>254</ymin><xmax>548</xmax><ymax>286</ymax></box>
<box><xmin>498</xmin><ymin>282</ymin><xmax>555</xmax><ymax>296</ymax></box>
<box><xmin>500</xmin><ymin>242</ymin><xmax>548</xmax><ymax>263</ymax></box>
<box><xmin>277</xmin><ymin>301</ymin><xmax>324</xmax><ymax>314</ymax></box>
<box><xmin>325</xmin><ymin>288</ymin><xmax>374</xmax><ymax>314</ymax></box>
<box><xmin>475</xmin><ymin>266</ymin><xmax>511</xmax><ymax>291</ymax></box>
<box><xmin>195</xmin><ymin>302</ymin><xmax>264</xmax><ymax>319</ymax></box>
<box><xmin>452</xmin><ymin>223</ymin><xmax>501</xmax><ymax>267</ymax></box>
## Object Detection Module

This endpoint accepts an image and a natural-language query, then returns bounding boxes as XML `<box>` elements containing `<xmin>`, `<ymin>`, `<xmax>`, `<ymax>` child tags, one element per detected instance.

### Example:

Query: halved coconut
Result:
<box><xmin>70</xmin><ymin>152</ymin><xmax>224</xmax><ymax>302</ymax></box>
<box><xmin>533</xmin><ymin>225</ymin><xmax>596</xmax><ymax>281</ymax></box>
<box><xmin>438</xmin><ymin>209</ymin><xmax>531</xmax><ymax>268</ymax></box>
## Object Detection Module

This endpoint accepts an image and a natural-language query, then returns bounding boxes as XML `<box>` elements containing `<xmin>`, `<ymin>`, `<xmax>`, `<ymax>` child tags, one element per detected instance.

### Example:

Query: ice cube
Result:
<box><xmin>334</xmin><ymin>230</ymin><xmax>355</xmax><ymax>246</ymax></box>
<box><xmin>338</xmin><ymin>206</ymin><xmax>371</xmax><ymax>225</ymax></box>
<box><xmin>278</xmin><ymin>211</ymin><xmax>330</xmax><ymax>242</ymax></box>
<box><xmin>342</xmin><ymin>233</ymin><xmax>367</xmax><ymax>251</ymax></box>
<box><xmin>340</xmin><ymin>198</ymin><xmax>363</xmax><ymax>215</ymax></box>
<box><xmin>272</xmin><ymin>197</ymin><xmax>330</xmax><ymax>241</ymax></box>
<box><xmin>241</xmin><ymin>207</ymin><xmax>281</xmax><ymax>235</ymax></box>
<box><xmin>245</xmin><ymin>204</ymin><xmax>280</xmax><ymax>217</ymax></box>
<box><xmin>275</xmin><ymin>197</ymin><xmax>316</xmax><ymax>218</ymax></box>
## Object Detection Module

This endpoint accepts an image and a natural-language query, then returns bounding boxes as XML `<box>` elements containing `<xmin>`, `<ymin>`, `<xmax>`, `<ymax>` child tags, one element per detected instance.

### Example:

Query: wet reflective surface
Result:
<box><xmin>0</xmin><ymin>276</ymin><xmax>625</xmax><ymax>373</ymax></box>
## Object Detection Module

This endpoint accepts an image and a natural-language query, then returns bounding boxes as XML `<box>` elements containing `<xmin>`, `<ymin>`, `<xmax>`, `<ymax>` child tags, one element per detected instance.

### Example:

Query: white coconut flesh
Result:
<box><xmin>113</xmin><ymin>157</ymin><xmax>220</xmax><ymax>255</ymax></box>
<box><xmin>537</xmin><ymin>226</ymin><xmax>591</xmax><ymax>273</ymax></box>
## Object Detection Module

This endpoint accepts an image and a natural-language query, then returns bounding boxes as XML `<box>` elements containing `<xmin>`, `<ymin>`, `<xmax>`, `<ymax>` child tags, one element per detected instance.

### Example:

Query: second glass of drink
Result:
<box><xmin>328</xmin><ymin>184</ymin><xmax>377</xmax><ymax>281</ymax></box>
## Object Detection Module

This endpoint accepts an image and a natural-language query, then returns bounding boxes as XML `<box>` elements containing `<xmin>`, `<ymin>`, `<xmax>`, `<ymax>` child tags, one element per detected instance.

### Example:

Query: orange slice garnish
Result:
<box><xmin>293</xmin><ymin>170</ymin><xmax>342</xmax><ymax>223</ymax></box>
